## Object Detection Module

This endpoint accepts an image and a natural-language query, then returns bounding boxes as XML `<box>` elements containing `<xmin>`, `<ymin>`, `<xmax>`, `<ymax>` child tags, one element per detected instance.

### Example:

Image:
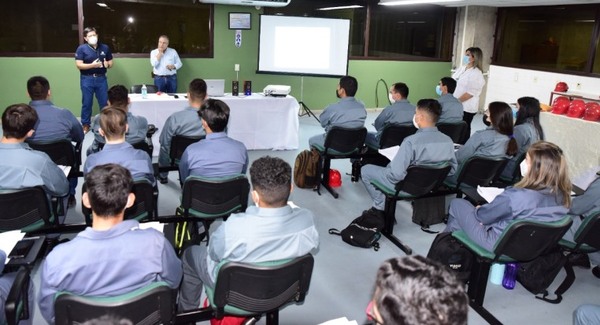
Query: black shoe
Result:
<box><xmin>568</xmin><ymin>253</ymin><xmax>591</xmax><ymax>269</ymax></box>
<box><xmin>592</xmin><ymin>266</ymin><xmax>600</xmax><ymax>279</ymax></box>
<box><xmin>158</xmin><ymin>175</ymin><xmax>168</xmax><ymax>184</ymax></box>
<box><xmin>363</xmin><ymin>207</ymin><xmax>385</xmax><ymax>219</ymax></box>
<box><xmin>68</xmin><ymin>195</ymin><xmax>76</xmax><ymax>208</ymax></box>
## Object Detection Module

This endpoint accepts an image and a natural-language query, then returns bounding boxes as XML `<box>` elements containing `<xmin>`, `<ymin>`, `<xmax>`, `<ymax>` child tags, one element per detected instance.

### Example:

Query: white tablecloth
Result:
<box><xmin>129</xmin><ymin>93</ymin><xmax>300</xmax><ymax>156</ymax></box>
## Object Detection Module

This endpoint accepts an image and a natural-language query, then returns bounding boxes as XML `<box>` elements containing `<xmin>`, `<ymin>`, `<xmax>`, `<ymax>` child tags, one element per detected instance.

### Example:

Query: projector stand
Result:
<box><xmin>298</xmin><ymin>76</ymin><xmax>320</xmax><ymax>123</ymax></box>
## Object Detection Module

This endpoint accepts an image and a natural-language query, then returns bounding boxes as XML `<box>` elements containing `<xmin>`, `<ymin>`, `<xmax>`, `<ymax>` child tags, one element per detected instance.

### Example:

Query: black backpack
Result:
<box><xmin>427</xmin><ymin>232</ymin><xmax>474</xmax><ymax>282</ymax></box>
<box><xmin>329</xmin><ymin>214</ymin><xmax>384</xmax><ymax>251</ymax></box>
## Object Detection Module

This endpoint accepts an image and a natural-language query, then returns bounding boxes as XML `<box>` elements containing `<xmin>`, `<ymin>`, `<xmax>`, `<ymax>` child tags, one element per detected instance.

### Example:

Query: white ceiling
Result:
<box><xmin>438</xmin><ymin>0</ymin><xmax>600</xmax><ymax>7</ymax></box>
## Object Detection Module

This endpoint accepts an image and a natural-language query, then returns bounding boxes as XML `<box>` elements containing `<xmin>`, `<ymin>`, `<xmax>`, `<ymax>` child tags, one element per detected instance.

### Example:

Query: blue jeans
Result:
<box><xmin>80</xmin><ymin>75</ymin><xmax>108</xmax><ymax>126</ymax></box>
<box><xmin>154</xmin><ymin>75</ymin><xmax>177</xmax><ymax>93</ymax></box>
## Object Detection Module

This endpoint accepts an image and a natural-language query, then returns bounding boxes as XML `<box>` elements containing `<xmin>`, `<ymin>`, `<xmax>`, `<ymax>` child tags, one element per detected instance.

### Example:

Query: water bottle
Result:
<box><xmin>502</xmin><ymin>262</ymin><xmax>518</xmax><ymax>290</ymax></box>
<box><xmin>489</xmin><ymin>263</ymin><xmax>505</xmax><ymax>285</ymax></box>
<box><xmin>141</xmin><ymin>84</ymin><xmax>148</xmax><ymax>99</ymax></box>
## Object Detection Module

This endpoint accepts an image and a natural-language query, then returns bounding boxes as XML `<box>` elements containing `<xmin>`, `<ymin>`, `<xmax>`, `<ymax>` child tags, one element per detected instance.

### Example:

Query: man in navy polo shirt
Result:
<box><xmin>75</xmin><ymin>26</ymin><xmax>114</xmax><ymax>133</ymax></box>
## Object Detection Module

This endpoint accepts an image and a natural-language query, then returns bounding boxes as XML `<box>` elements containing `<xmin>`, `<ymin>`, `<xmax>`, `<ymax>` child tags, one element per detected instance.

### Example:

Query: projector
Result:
<box><xmin>263</xmin><ymin>85</ymin><xmax>291</xmax><ymax>97</ymax></box>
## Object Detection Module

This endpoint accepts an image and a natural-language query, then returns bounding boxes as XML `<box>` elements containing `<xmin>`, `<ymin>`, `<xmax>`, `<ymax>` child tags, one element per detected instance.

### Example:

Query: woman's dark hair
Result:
<box><xmin>488</xmin><ymin>101</ymin><xmax>518</xmax><ymax>156</ymax></box>
<box><xmin>516</xmin><ymin>96</ymin><xmax>545</xmax><ymax>140</ymax></box>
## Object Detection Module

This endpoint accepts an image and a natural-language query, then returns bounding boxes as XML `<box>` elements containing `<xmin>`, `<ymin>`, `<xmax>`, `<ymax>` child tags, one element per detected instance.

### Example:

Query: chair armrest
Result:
<box><xmin>5</xmin><ymin>266</ymin><xmax>31</xmax><ymax>324</ymax></box>
<box><xmin>146</xmin><ymin>124</ymin><xmax>158</xmax><ymax>138</ymax></box>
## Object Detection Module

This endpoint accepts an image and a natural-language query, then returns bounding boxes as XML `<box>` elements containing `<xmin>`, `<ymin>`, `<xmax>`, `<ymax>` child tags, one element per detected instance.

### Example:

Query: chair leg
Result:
<box><xmin>265</xmin><ymin>311</ymin><xmax>279</xmax><ymax>325</ymax></box>
<box><xmin>467</xmin><ymin>259</ymin><xmax>502</xmax><ymax>324</ymax></box>
<box><xmin>381</xmin><ymin>197</ymin><xmax>412</xmax><ymax>255</ymax></box>
<box><xmin>320</xmin><ymin>157</ymin><xmax>339</xmax><ymax>198</ymax></box>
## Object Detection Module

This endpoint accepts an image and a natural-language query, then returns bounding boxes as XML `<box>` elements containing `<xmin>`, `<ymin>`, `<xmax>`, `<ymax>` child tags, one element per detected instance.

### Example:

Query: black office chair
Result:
<box><xmin>371</xmin><ymin>164</ymin><xmax>452</xmax><ymax>254</ymax></box>
<box><xmin>4</xmin><ymin>267</ymin><xmax>32</xmax><ymax>325</ymax></box>
<box><xmin>130</xmin><ymin>84</ymin><xmax>159</xmax><ymax>94</ymax></box>
<box><xmin>176</xmin><ymin>254</ymin><xmax>315</xmax><ymax>325</ymax></box>
<box><xmin>444</xmin><ymin>156</ymin><xmax>508</xmax><ymax>198</ymax></box>
<box><xmin>495</xmin><ymin>151</ymin><xmax>527</xmax><ymax>186</ymax></box>
<box><xmin>0</xmin><ymin>186</ymin><xmax>58</xmax><ymax>233</ymax></box>
<box><xmin>452</xmin><ymin>215</ymin><xmax>572</xmax><ymax>325</ymax></box>
<box><xmin>54</xmin><ymin>281</ymin><xmax>176</xmax><ymax>325</ymax></box>
<box><xmin>372</xmin><ymin>124</ymin><xmax>417</xmax><ymax>150</ymax></box>
<box><xmin>28</xmin><ymin>139</ymin><xmax>83</xmax><ymax>178</ymax></box>
<box><xmin>81</xmin><ymin>179</ymin><xmax>158</xmax><ymax>225</ymax></box>
<box><xmin>437</xmin><ymin>121</ymin><xmax>468</xmax><ymax>144</ymax></box>
<box><xmin>157</xmin><ymin>135</ymin><xmax>204</xmax><ymax>177</ymax></box>
<box><xmin>311</xmin><ymin>127</ymin><xmax>367</xmax><ymax>198</ymax></box>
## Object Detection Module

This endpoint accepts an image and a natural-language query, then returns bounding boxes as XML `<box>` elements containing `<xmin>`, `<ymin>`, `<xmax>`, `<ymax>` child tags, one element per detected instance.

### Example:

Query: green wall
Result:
<box><xmin>0</xmin><ymin>5</ymin><xmax>451</xmax><ymax>116</ymax></box>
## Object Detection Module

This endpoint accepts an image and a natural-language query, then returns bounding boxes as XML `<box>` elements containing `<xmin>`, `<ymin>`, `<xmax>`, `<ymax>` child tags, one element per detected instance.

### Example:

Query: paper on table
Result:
<box><xmin>58</xmin><ymin>165</ymin><xmax>71</xmax><ymax>177</ymax></box>
<box><xmin>378</xmin><ymin>145</ymin><xmax>400</xmax><ymax>161</ymax></box>
<box><xmin>477</xmin><ymin>186</ymin><xmax>505</xmax><ymax>203</ymax></box>
<box><xmin>0</xmin><ymin>230</ymin><xmax>26</xmax><ymax>263</ymax></box>
<box><xmin>318</xmin><ymin>317</ymin><xmax>359</xmax><ymax>325</ymax></box>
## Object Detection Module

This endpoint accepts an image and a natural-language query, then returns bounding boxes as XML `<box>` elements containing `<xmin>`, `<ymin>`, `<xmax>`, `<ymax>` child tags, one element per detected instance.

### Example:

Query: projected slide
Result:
<box><xmin>258</xmin><ymin>15</ymin><xmax>350</xmax><ymax>77</ymax></box>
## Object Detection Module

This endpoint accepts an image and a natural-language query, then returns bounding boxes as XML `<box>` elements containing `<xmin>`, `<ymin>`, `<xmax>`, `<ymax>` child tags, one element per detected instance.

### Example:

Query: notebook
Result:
<box><xmin>205</xmin><ymin>79</ymin><xmax>225</xmax><ymax>97</ymax></box>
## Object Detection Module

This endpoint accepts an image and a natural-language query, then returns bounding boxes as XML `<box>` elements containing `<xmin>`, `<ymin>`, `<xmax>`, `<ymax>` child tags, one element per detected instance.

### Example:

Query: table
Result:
<box><xmin>129</xmin><ymin>93</ymin><xmax>300</xmax><ymax>156</ymax></box>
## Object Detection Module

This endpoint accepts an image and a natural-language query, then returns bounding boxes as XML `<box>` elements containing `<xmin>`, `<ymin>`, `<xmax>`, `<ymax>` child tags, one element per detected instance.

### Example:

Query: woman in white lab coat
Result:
<box><xmin>452</xmin><ymin>47</ymin><xmax>486</xmax><ymax>141</ymax></box>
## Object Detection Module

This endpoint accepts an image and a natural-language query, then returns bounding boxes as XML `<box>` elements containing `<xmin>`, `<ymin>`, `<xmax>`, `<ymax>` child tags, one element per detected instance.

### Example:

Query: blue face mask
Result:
<box><xmin>511</xmin><ymin>106</ymin><xmax>519</xmax><ymax>120</ymax></box>
<box><xmin>463</xmin><ymin>54</ymin><xmax>470</xmax><ymax>65</ymax></box>
<box><xmin>435</xmin><ymin>85</ymin><xmax>442</xmax><ymax>96</ymax></box>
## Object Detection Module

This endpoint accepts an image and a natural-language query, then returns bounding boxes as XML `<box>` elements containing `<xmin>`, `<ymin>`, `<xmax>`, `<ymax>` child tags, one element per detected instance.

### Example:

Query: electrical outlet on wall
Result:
<box><xmin>234</xmin><ymin>64</ymin><xmax>240</xmax><ymax>72</ymax></box>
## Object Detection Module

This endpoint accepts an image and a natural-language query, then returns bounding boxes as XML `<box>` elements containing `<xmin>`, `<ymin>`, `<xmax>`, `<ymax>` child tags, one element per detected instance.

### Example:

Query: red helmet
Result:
<box><xmin>329</xmin><ymin>169</ymin><xmax>342</xmax><ymax>187</ymax></box>
<box><xmin>554</xmin><ymin>82</ymin><xmax>569</xmax><ymax>92</ymax></box>
<box><xmin>566</xmin><ymin>99</ymin><xmax>586</xmax><ymax>118</ymax></box>
<box><xmin>551</xmin><ymin>96</ymin><xmax>570</xmax><ymax>115</ymax></box>
<box><xmin>583</xmin><ymin>102</ymin><xmax>600</xmax><ymax>121</ymax></box>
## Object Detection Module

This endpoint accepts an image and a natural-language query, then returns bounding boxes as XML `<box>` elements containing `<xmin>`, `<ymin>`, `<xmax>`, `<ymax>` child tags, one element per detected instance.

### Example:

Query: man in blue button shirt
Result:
<box><xmin>150</xmin><ymin>35</ymin><xmax>182</xmax><ymax>93</ymax></box>
<box><xmin>75</xmin><ymin>27</ymin><xmax>114</xmax><ymax>133</ymax></box>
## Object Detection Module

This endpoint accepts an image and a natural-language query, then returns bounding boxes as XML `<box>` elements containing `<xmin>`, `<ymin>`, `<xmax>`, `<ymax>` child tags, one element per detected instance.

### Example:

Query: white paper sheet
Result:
<box><xmin>477</xmin><ymin>186</ymin><xmax>505</xmax><ymax>203</ymax></box>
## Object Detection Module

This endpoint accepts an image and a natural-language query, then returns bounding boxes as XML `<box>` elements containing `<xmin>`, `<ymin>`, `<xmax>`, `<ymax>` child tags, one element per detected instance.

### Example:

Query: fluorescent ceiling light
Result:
<box><xmin>380</xmin><ymin>0</ymin><xmax>461</xmax><ymax>6</ymax></box>
<box><xmin>96</xmin><ymin>2</ymin><xmax>108</xmax><ymax>7</ymax></box>
<box><xmin>318</xmin><ymin>5</ymin><xmax>363</xmax><ymax>11</ymax></box>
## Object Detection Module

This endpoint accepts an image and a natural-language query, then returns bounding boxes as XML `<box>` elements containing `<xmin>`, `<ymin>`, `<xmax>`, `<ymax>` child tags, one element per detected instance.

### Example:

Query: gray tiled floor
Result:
<box><xmin>25</xmin><ymin>110</ymin><xmax>600</xmax><ymax>324</ymax></box>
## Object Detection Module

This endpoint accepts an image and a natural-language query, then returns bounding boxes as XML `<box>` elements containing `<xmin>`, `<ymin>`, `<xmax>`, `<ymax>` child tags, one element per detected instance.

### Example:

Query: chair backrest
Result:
<box><xmin>81</xmin><ymin>179</ymin><xmax>157</xmax><ymax>225</ymax></box>
<box><xmin>0</xmin><ymin>186</ymin><xmax>53</xmax><ymax>233</ymax></box>
<box><xmin>456</xmin><ymin>156</ymin><xmax>508</xmax><ymax>188</ymax></box>
<box><xmin>436</xmin><ymin>121</ymin><xmax>468</xmax><ymax>144</ymax></box>
<box><xmin>131</xmin><ymin>84</ymin><xmax>159</xmax><ymax>94</ymax></box>
<box><xmin>132</xmin><ymin>140</ymin><xmax>153</xmax><ymax>158</ymax></box>
<box><xmin>181</xmin><ymin>175</ymin><xmax>250</xmax><ymax>219</ymax></box>
<box><xmin>170</xmin><ymin>135</ymin><xmax>204</xmax><ymax>165</ymax></box>
<box><xmin>396</xmin><ymin>164</ymin><xmax>452</xmax><ymax>196</ymax></box>
<box><xmin>493</xmin><ymin>215</ymin><xmax>572</xmax><ymax>262</ymax></box>
<box><xmin>323</xmin><ymin>127</ymin><xmax>367</xmax><ymax>155</ymax></box>
<box><xmin>28</xmin><ymin>140</ymin><xmax>82</xmax><ymax>177</ymax></box>
<box><xmin>507</xmin><ymin>151</ymin><xmax>527</xmax><ymax>183</ymax></box>
<box><xmin>54</xmin><ymin>282</ymin><xmax>175</xmax><ymax>325</ymax></box>
<box><xmin>573</xmin><ymin>210</ymin><xmax>600</xmax><ymax>250</ymax></box>
<box><xmin>211</xmin><ymin>254</ymin><xmax>314</xmax><ymax>319</ymax></box>
<box><xmin>5</xmin><ymin>267</ymin><xmax>31</xmax><ymax>325</ymax></box>
<box><xmin>378</xmin><ymin>124</ymin><xmax>417</xmax><ymax>149</ymax></box>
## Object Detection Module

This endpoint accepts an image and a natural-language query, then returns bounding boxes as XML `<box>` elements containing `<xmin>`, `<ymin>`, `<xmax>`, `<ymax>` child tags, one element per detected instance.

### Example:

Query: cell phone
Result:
<box><xmin>8</xmin><ymin>239</ymin><xmax>34</xmax><ymax>259</ymax></box>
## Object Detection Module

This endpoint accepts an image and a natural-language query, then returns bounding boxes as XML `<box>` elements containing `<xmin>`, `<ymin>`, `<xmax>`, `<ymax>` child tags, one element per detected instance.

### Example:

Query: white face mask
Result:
<box><xmin>388</xmin><ymin>93</ymin><xmax>395</xmax><ymax>103</ymax></box>
<box><xmin>87</xmin><ymin>36</ymin><xmax>98</xmax><ymax>45</ymax></box>
<box><xmin>519</xmin><ymin>160</ymin><xmax>529</xmax><ymax>176</ymax></box>
<box><xmin>412</xmin><ymin>114</ymin><xmax>419</xmax><ymax>129</ymax></box>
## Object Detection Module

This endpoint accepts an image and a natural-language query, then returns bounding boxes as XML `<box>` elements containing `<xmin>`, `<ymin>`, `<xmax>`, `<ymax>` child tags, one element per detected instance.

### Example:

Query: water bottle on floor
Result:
<box><xmin>141</xmin><ymin>84</ymin><xmax>148</xmax><ymax>98</ymax></box>
<box><xmin>502</xmin><ymin>262</ymin><xmax>518</xmax><ymax>289</ymax></box>
<box><xmin>490</xmin><ymin>263</ymin><xmax>505</xmax><ymax>285</ymax></box>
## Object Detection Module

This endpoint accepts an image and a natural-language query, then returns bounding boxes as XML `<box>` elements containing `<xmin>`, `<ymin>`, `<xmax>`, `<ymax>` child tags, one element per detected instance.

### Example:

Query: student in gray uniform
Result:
<box><xmin>87</xmin><ymin>85</ymin><xmax>149</xmax><ymax>156</ymax></box>
<box><xmin>158</xmin><ymin>79</ymin><xmax>207</xmax><ymax>184</ymax></box>
<box><xmin>359</xmin><ymin>99</ymin><xmax>457</xmax><ymax>219</ymax></box>
<box><xmin>500</xmin><ymin>96</ymin><xmax>544</xmax><ymax>179</ymax></box>
<box><xmin>84</xmin><ymin>106</ymin><xmax>155</xmax><ymax>185</ymax></box>
<box><xmin>365</xmin><ymin>82</ymin><xmax>416</xmax><ymax>149</ymax></box>
<box><xmin>308</xmin><ymin>76</ymin><xmax>366</xmax><ymax>149</ymax></box>
<box><xmin>446</xmin><ymin>101</ymin><xmax>518</xmax><ymax>186</ymax></box>
<box><xmin>436</xmin><ymin>77</ymin><xmax>464</xmax><ymax>124</ymax></box>
<box><xmin>444</xmin><ymin>141</ymin><xmax>571</xmax><ymax>251</ymax></box>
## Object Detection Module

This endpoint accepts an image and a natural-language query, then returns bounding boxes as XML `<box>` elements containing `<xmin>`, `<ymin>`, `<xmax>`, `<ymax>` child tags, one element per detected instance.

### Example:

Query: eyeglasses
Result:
<box><xmin>366</xmin><ymin>301</ymin><xmax>383</xmax><ymax>325</ymax></box>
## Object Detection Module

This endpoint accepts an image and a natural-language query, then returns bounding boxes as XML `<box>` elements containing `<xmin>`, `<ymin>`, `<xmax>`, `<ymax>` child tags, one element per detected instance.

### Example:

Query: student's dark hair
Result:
<box><xmin>339</xmin><ymin>76</ymin><xmax>358</xmax><ymax>97</ymax></box>
<box><xmin>516</xmin><ymin>96</ymin><xmax>545</xmax><ymax>140</ymax></box>
<box><xmin>392</xmin><ymin>82</ymin><xmax>409</xmax><ymax>98</ymax></box>
<box><xmin>416</xmin><ymin>98</ymin><xmax>442</xmax><ymax>124</ymax></box>
<box><xmin>373</xmin><ymin>255</ymin><xmax>468</xmax><ymax>325</ymax></box>
<box><xmin>99</xmin><ymin>106</ymin><xmax>127</xmax><ymax>140</ymax></box>
<box><xmin>27</xmin><ymin>76</ymin><xmax>50</xmax><ymax>100</ymax></box>
<box><xmin>107</xmin><ymin>85</ymin><xmax>129</xmax><ymax>108</ymax></box>
<box><xmin>83</xmin><ymin>26</ymin><xmax>97</xmax><ymax>37</ymax></box>
<box><xmin>188</xmin><ymin>78</ymin><xmax>207</xmax><ymax>102</ymax></box>
<box><xmin>85</xmin><ymin>164</ymin><xmax>133</xmax><ymax>218</ymax></box>
<box><xmin>250</xmin><ymin>156</ymin><xmax>291</xmax><ymax>207</ymax></box>
<box><xmin>2</xmin><ymin>104</ymin><xmax>38</xmax><ymax>139</ymax></box>
<box><xmin>488</xmin><ymin>101</ymin><xmax>518</xmax><ymax>156</ymax></box>
<box><xmin>199</xmin><ymin>99</ymin><xmax>230</xmax><ymax>132</ymax></box>
<box><xmin>440</xmin><ymin>77</ymin><xmax>456</xmax><ymax>94</ymax></box>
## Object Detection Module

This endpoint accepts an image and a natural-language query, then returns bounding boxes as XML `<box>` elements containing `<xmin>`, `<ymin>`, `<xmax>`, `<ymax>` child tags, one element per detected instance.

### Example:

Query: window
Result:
<box><xmin>1</xmin><ymin>0</ymin><xmax>212</xmax><ymax>57</ymax></box>
<box><xmin>495</xmin><ymin>4</ymin><xmax>600</xmax><ymax>74</ymax></box>
<box><xmin>265</xmin><ymin>0</ymin><xmax>454</xmax><ymax>60</ymax></box>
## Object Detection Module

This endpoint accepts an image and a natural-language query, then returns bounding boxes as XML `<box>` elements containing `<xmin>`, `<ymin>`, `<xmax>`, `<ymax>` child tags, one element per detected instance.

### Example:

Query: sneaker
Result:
<box><xmin>363</xmin><ymin>207</ymin><xmax>385</xmax><ymax>219</ymax></box>
<box><xmin>568</xmin><ymin>252</ymin><xmax>591</xmax><ymax>269</ymax></box>
<box><xmin>158</xmin><ymin>175</ymin><xmax>168</xmax><ymax>184</ymax></box>
<box><xmin>82</xmin><ymin>124</ymin><xmax>90</xmax><ymax>134</ymax></box>
<box><xmin>592</xmin><ymin>266</ymin><xmax>600</xmax><ymax>279</ymax></box>
<box><xmin>67</xmin><ymin>195</ymin><xmax>76</xmax><ymax>208</ymax></box>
